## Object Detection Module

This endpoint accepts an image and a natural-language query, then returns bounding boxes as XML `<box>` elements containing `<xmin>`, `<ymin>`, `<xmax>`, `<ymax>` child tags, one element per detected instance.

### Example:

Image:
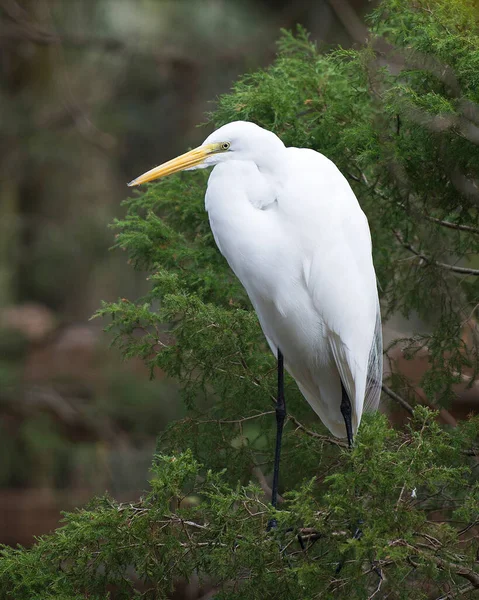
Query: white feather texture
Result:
<box><xmin>203</xmin><ymin>122</ymin><xmax>382</xmax><ymax>439</ymax></box>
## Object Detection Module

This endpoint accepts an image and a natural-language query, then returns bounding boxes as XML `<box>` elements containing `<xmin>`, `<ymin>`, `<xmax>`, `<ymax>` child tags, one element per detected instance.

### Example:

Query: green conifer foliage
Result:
<box><xmin>1</xmin><ymin>1</ymin><xmax>478</xmax><ymax>597</ymax></box>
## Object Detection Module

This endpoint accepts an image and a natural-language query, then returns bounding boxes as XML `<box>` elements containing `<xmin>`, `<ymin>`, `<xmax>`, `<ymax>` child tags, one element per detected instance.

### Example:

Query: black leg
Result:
<box><xmin>336</xmin><ymin>382</ymin><xmax>360</xmax><ymax>574</ymax></box>
<box><xmin>340</xmin><ymin>381</ymin><xmax>353</xmax><ymax>449</ymax></box>
<box><xmin>268</xmin><ymin>349</ymin><xmax>286</xmax><ymax>529</ymax></box>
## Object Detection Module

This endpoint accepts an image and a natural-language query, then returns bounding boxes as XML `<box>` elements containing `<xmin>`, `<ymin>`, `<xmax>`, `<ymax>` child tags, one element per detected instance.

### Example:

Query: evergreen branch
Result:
<box><xmin>398</xmin><ymin>105</ymin><xmax>479</xmax><ymax>147</ymax></box>
<box><xmin>424</xmin><ymin>216</ymin><xmax>479</xmax><ymax>236</ymax></box>
<box><xmin>457</xmin><ymin>520</ymin><xmax>479</xmax><ymax>536</ymax></box>
<box><xmin>389</xmin><ymin>196</ymin><xmax>479</xmax><ymax>236</ymax></box>
<box><xmin>390</xmin><ymin>540</ymin><xmax>479</xmax><ymax>589</ymax></box>
<box><xmin>428</xmin><ymin>555</ymin><xmax>479</xmax><ymax>589</ymax></box>
<box><xmin>435</xmin><ymin>583</ymin><xmax>477</xmax><ymax>600</ymax></box>
<box><xmin>381</xmin><ymin>383</ymin><xmax>414</xmax><ymax>414</ymax></box>
<box><xmin>366</xmin><ymin>566</ymin><xmax>383</xmax><ymax>600</ymax></box>
<box><xmin>197</xmin><ymin>411</ymin><xmax>275</xmax><ymax>425</ymax></box>
<box><xmin>383</xmin><ymin>378</ymin><xmax>460</xmax><ymax>430</ymax></box>
<box><xmin>393</xmin><ymin>231</ymin><xmax>479</xmax><ymax>276</ymax></box>
<box><xmin>288</xmin><ymin>414</ymin><xmax>348</xmax><ymax>448</ymax></box>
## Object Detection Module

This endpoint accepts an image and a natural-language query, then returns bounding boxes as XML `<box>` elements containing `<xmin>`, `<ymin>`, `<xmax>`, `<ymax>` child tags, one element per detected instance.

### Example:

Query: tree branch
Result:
<box><xmin>430</xmin><ymin>555</ymin><xmax>479</xmax><ymax>588</ymax></box>
<box><xmin>197</xmin><ymin>411</ymin><xmax>275</xmax><ymax>425</ymax></box>
<box><xmin>424</xmin><ymin>215</ymin><xmax>479</xmax><ymax>235</ymax></box>
<box><xmin>435</xmin><ymin>583</ymin><xmax>477</xmax><ymax>600</ymax></box>
<box><xmin>393</xmin><ymin>231</ymin><xmax>479</xmax><ymax>276</ymax></box>
<box><xmin>288</xmin><ymin>414</ymin><xmax>348</xmax><ymax>448</ymax></box>
<box><xmin>390</xmin><ymin>539</ymin><xmax>479</xmax><ymax>589</ymax></box>
<box><xmin>381</xmin><ymin>383</ymin><xmax>414</xmax><ymax>414</ymax></box>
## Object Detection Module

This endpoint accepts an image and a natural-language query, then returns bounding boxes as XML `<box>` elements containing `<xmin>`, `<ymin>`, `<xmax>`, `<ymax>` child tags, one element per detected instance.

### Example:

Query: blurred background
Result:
<box><xmin>0</xmin><ymin>0</ymin><xmax>379</xmax><ymax>547</ymax></box>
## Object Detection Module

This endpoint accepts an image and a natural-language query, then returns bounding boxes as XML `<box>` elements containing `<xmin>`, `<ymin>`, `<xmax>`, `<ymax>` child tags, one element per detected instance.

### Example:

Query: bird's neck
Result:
<box><xmin>255</xmin><ymin>147</ymin><xmax>288</xmax><ymax>182</ymax></box>
<box><xmin>206</xmin><ymin>160</ymin><xmax>279</xmax><ymax>212</ymax></box>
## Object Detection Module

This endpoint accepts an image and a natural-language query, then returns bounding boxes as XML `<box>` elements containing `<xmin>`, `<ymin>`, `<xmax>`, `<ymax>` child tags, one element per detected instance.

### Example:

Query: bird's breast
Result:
<box><xmin>205</xmin><ymin>158</ymin><xmax>331</xmax><ymax>365</ymax></box>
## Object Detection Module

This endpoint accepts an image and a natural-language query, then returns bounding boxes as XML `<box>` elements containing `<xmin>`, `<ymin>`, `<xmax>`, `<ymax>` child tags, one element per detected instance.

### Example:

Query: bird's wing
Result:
<box><xmin>364</xmin><ymin>299</ymin><xmax>383</xmax><ymax>413</ymax></box>
<box><xmin>308</xmin><ymin>238</ymin><xmax>381</xmax><ymax>431</ymax></box>
<box><xmin>281</xmin><ymin>149</ymin><xmax>383</xmax><ymax>426</ymax></box>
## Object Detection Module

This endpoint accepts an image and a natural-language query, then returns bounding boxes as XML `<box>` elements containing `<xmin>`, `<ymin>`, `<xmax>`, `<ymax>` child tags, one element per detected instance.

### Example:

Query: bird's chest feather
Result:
<box><xmin>206</xmin><ymin>161</ymin><xmax>282</xmax><ymax>282</ymax></box>
<box><xmin>205</xmin><ymin>160</ymin><xmax>316</xmax><ymax>299</ymax></box>
<box><xmin>206</xmin><ymin>161</ymin><xmax>278</xmax><ymax>211</ymax></box>
<box><xmin>205</xmin><ymin>160</ymin><xmax>329</xmax><ymax>360</ymax></box>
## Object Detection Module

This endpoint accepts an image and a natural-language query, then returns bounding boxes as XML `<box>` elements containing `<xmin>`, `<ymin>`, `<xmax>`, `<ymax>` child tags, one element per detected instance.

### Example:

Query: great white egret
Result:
<box><xmin>128</xmin><ymin>121</ymin><xmax>383</xmax><ymax>508</ymax></box>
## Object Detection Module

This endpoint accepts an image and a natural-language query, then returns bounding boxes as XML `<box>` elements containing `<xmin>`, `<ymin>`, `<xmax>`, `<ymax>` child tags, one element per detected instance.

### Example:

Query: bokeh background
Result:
<box><xmin>0</xmin><ymin>0</ymin><xmax>379</xmax><ymax>546</ymax></box>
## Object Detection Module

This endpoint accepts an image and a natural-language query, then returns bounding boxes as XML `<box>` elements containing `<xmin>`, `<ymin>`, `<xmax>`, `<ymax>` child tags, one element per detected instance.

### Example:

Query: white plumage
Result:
<box><xmin>129</xmin><ymin>120</ymin><xmax>383</xmax><ymax>440</ymax></box>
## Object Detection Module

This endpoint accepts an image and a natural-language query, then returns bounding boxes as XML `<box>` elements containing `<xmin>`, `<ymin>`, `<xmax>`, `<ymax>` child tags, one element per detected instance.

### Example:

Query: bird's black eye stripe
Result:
<box><xmin>221</xmin><ymin>142</ymin><xmax>230</xmax><ymax>151</ymax></box>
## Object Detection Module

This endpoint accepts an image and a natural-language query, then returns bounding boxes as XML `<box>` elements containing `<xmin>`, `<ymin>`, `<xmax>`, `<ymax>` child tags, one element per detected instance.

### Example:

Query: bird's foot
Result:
<box><xmin>335</xmin><ymin>520</ymin><xmax>364</xmax><ymax>573</ymax></box>
<box><xmin>352</xmin><ymin>523</ymin><xmax>363</xmax><ymax>540</ymax></box>
<box><xmin>266</xmin><ymin>518</ymin><xmax>278</xmax><ymax>531</ymax></box>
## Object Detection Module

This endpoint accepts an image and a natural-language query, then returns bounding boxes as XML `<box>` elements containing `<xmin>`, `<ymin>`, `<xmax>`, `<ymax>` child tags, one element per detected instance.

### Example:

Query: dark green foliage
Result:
<box><xmin>1</xmin><ymin>0</ymin><xmax>479</xmax><ymax>597</ymax></box>
<box><xmin>0</xmin><ymin>414</ymin><xmax>477</xmax><ymax>599</ymax></box>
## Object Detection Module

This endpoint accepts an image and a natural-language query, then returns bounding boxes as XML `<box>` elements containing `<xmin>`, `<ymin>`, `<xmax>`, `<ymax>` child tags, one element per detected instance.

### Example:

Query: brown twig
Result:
<box><xmin>381</xmin><ymin>383</ymin><xmax>414</xmax><ymax>415</ymax></box>
<box><xmin>197</xmin><ymin>411</ymin><xmax>275</xmax><ymax>426</ymax></box>
<box><xmin>424</xmin><ymin>215</ymin><xmax>479</xmax><ymax>236</ymax></box>
<box><xmin>435</xmin><ymin>583</ymin><xmax>477</xmax><ymax>599</ymax></box>
<box><xmin>393</xmin><ymin>230</ymin><xmax>479</xmax><ymax>276</ymax></box>
<box><xmin>288</xmin><ymin>414</ymin><xmax>348</xmax><ymax>448</ymax></box>
<box><xmin>366</xmin><ymin>566</ymin><xmax>383</xmax><ymax>600</ymax></box>
<box><xmin>390</xmin><ymin>539</ymin><xmax>479</xmax><ymax>589</ymax></box>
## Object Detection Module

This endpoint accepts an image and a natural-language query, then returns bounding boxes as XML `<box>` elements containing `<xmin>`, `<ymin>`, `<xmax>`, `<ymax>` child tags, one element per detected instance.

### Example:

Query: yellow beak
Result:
<box><xmin>127</xmin><ymin>143</ymin><xmax>217</xmax><ymax>187</ymax></box>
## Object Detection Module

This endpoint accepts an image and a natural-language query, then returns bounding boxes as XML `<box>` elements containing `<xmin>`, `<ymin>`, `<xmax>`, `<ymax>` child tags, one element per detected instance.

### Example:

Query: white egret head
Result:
<box><xmin>128</xmin><ymin>121</ymin><xmax>285</xmax><ymax>186</ymax></box>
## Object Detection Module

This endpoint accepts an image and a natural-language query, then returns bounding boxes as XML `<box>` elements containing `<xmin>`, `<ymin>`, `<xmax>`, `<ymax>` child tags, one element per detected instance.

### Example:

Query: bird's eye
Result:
<box><xmin>221</xmin><ymin>142</ymin><xmax>230</xmax><ymax>151</ymax></box>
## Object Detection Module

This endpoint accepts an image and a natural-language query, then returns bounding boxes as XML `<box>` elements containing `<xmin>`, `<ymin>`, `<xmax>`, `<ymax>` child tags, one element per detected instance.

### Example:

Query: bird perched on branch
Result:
<box><xmin>129</xmin><ymin>121</ymin><xmax>383</xmax><ymax>508</ymax></box>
